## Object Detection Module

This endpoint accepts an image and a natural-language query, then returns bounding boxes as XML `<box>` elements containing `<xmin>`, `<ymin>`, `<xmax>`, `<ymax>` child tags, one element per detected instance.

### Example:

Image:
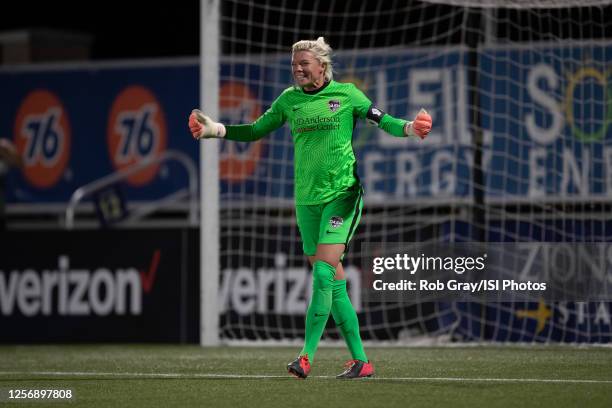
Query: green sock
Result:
<box><xmin>331</xmin><ymin>279</ymin><xmax>368</xmax><ymax>362</ymax></box>
<box><xmin>300</xmin><ymin>260</ymin><xmax>335</xmax><ymax>361</ymax></box>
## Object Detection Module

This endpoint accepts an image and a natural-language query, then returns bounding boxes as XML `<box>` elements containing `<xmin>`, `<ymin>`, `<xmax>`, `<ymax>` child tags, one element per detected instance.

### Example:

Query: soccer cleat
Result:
<box><xmin>287</xmin><ymin>355</ymin><xmax>311</xmax><ymax>379</ymax></box>
<box><xmin>336</xmin><ymin>360</ymin><xmax>374</xmax><ymax>379</ymax></box>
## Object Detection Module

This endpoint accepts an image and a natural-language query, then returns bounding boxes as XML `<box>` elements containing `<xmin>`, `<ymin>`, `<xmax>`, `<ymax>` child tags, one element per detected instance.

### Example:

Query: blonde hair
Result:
<box><xmin>291</xmin><ymin>37</ymin><xmax>334</xmax><ymax>81</ymax></box>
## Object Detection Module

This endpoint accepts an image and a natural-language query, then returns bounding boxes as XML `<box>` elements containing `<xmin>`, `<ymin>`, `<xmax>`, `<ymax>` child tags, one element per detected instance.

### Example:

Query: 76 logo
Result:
<box><xmin>21</xmin><ymin>107</ymin><xmax>65</xmax><ymax>167</ymax></box>
<box><xmin>113</xmin><ymin>103</ymin><xmax>159</xmax><ymax>164</ymax></box>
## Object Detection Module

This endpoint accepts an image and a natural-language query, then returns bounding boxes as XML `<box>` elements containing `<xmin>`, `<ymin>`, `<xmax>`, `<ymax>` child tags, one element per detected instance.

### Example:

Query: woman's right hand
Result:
<box><xmin>188</xmin><ymin>109</ymin><xmax>226</xmax><ymax>139</ymax></box>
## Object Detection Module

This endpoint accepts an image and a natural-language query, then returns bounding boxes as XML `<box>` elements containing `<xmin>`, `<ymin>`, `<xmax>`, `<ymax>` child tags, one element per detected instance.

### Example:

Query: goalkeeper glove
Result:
<box><xmin>188</xmin><ymin>109</ymin><xmax>226</xmax><ymax>139</ymax></box>
<box><xmin>404</xmin><ymin>108</ymin><xmax>432</xmax><ymax>139</ymax></box>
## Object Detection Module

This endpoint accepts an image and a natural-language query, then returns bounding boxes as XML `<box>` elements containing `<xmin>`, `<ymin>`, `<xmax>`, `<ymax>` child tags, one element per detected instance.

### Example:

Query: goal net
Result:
<box><xmin>209</xmin><ymin>0</ymin><xmax>612</xmax><ymax>344</ymax></box>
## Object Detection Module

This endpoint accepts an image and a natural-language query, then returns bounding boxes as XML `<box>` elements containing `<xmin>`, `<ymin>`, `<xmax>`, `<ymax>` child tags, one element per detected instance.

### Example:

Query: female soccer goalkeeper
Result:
<box><xmin>188</xmin><ymin>37</ymin><xmax>431</xmax><ymax>379</ymax></box>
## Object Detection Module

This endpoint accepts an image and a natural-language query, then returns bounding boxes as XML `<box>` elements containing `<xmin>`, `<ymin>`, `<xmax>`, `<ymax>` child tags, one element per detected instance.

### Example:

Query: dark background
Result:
<box><xmin>1</xmin><ymin>1</ymin><xmax>610</xmax><ymax>61</ymax></box>
<box><xmin>0</xmin><ymin>1</ymin><xmax>199</xmax><ymax>60</ymax></box>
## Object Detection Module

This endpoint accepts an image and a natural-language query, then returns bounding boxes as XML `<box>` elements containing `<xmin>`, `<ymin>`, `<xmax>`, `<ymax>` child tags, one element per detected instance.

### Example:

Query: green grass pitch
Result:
<box><xmin>1</xmin><ymin>345</ymin><xmax>611</xmax><ymax>407</ymax></box>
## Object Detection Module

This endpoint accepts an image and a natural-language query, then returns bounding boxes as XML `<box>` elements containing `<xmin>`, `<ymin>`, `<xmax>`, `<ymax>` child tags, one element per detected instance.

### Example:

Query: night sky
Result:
<box><xmin>0</xmin><ymin>1</ymin><xmax>610</xmax><ymax>61</ymax></box>
<box><xmin>0</xmin><ymin>1</ymin><xmax>199</xmax><ymax>60</ymax></box>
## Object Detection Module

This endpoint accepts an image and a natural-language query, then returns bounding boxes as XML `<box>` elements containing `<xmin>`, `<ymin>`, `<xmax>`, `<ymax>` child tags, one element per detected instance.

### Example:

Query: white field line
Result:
<box><xmin>0</xmin><ymin>371</ymin><xmax>611</xmax><ymax>384</ymax></box>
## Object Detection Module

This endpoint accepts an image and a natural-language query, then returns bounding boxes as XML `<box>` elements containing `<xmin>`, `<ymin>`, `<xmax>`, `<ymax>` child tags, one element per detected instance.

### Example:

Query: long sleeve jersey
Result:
<box><xmin>225</xmin><ymin>80</ymin><xmax>407</xmax><ymax>205</ymax></box>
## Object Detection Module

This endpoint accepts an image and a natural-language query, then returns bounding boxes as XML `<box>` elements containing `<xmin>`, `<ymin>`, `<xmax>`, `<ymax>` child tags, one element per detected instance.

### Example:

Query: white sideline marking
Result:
<box><xmin>0</xmin><ymin>371</ymin><xmax>611</xmax><ymax>384</ymax></box>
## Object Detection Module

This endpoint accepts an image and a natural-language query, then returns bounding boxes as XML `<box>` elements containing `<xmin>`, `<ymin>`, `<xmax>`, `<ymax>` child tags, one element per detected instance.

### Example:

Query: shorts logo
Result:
<box><xmin>371</xmin><ymin>108</ymin><xmax>382</xmax><ymax>117</ymax></box>
<box><xmin>328</xmin><ymin>100</ymin><xmax>340</xmax><ymax>112</ymax></box>
<box><xmin>329</xmin><ymin>216</ymin><xmax>344</xmax><ymax>228</ymax></box>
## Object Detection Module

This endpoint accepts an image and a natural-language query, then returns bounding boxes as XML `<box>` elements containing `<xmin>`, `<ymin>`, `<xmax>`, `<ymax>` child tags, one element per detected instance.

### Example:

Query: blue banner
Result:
<box><xmin>0</xmin><ymin>62</ymin><xmax>199</xmax><ymax>204</ymax></box>
<box><xmin>481</xmin><ymin>44</ymin><xmax>612</xmax><ymax>199</ymax></box>
<box><xmin>1</xmin><ymin>43</ymin><xmax>610</xmax><ymax>206</ymax></box>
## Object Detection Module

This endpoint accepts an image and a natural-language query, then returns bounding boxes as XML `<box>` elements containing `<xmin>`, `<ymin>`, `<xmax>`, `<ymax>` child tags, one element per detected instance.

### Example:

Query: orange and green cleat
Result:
<box><xmin>336</xmin><ymin>360</ymin><xmax>374</xmax><ymax>379</ymax></box>
<box><xmin>287</xmin><ymin>355</ymin><xmax>311</xmax><ymax>379</ymax></box>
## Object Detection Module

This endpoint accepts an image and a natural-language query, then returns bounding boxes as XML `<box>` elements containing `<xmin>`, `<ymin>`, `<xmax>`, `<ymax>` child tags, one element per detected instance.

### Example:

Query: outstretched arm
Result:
<box><xmin>375</xmin><ymin>107</ymin><xmax>432</xmax><ymax>139</ymax></box>
<box><xmin>188</xmin><ymin>99</ymin><xmax>286</xmax><ymax>142</ymax></box>
<box><xmin>351</xmin><ymin>83</ymin><xmax>432</xmax><ymax>139</ymax></box>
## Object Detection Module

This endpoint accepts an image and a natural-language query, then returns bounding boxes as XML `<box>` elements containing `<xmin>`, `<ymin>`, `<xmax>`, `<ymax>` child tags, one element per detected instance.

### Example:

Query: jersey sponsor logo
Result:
<box><xmin>219</xmin><ymin>81</ymin><xmax>263</xmax><ymax>183</ymax></box>
<box><xmin>107</xmin><ymin>85</ymin><xmax>167</xmax><ymax>186</ymax></box>
<box><xmin>14</xmin><ymin>89</ymin><xmax>71</xmax><ymax>189</ymax></box>
<box><xmin>329</xmin><ymin>216</ymin><xmax>344</xmax><ymax>228</ymax></box>
<box><xmin>294</xmin><ymin>115</ymin><xmax>340</xmax><ymax>134</ymax></box>
<box><xmin>295</xmin><ymin>115</ymin><xmax>340</xmax><ymax>126</ymax></box>
<box><xmin>328</xmin><ymin>100</ymin><xmax>340</xmax><ymax>112</ymax></box>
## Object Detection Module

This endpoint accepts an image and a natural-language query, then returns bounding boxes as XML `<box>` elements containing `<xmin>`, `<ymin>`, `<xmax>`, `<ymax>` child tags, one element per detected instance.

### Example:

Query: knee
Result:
<box><xmin>312</xmin><ymin>260</ymin><xmax>336</xmax><ymax>287</ymax></box>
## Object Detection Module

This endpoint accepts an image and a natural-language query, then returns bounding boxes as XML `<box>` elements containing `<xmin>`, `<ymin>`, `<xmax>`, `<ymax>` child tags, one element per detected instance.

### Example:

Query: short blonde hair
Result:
<box><xmin>291</xmin><ymin>37</ymin><xmax>334</xmax><ymax>81</ymax></box>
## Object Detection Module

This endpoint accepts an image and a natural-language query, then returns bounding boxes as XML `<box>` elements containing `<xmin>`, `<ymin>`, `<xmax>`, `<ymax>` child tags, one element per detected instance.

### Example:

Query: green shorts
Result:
<box><xmin>296</xmin><ymin>187</ymin><xmax>364</xmax><ymax>257</ymax></box>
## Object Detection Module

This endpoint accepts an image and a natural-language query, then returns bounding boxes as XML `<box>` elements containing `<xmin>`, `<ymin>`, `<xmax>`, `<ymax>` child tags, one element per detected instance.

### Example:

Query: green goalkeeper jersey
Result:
<box><xmin>225</xmin><ymin>80</ymin><xmax>407</xmax><ymax>205</ymax></box>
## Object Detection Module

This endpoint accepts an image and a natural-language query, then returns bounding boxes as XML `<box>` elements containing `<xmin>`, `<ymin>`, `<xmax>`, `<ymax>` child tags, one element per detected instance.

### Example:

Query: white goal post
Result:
<box><xmin>200</xmin><ymin>0</ymin><xmax>221</xmax><ymax>346</ymax></box>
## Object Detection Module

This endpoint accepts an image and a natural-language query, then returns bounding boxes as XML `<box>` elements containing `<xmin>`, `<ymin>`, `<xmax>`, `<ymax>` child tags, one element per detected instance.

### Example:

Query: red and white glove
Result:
<box><xmin>188</xmin><ymin>109</ymin><xmax>226</xmax><ymax>139</ymax></box>
<box><xmin>404</xmin><ymin>108</ymin><xmax>432</xmax><ymax>139</ymax></box>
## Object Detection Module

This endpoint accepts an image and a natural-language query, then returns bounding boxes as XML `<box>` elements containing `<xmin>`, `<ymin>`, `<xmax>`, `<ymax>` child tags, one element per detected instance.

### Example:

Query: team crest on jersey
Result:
<box><xmin>328</xmin><ymin>100</ymin><xmax>340</xmax><ymax>112</ymax></box>
<box><xmin>329</xmin><ymin>216</ymin><xmax>344</xmax><ymax>228</ymax></box>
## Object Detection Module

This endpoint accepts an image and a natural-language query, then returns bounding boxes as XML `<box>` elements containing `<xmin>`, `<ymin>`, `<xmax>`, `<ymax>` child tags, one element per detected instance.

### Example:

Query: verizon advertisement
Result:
<box><xmin>0</xmin><ymin>229</ymin><xmax>198</xmax><ymax>343</ymax></box>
